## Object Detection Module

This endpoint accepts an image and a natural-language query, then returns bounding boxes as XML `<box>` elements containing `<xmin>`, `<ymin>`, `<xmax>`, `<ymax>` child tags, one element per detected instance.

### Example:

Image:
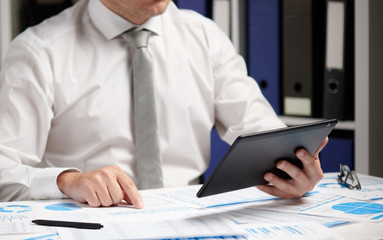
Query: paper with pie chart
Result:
<box><xmin>0</xmin><ymin>200</ymin><xmax>90</xmax><ymax>234</ymax></box>
<box><xmin>257</xmin><ymin>191</ymin><xmax>383</xmax><ymax>223</ymax></box>
<box><xmin>302</xmin><ymin>197</ymin><xmax>383</xmax><ymax>222</ymax></box>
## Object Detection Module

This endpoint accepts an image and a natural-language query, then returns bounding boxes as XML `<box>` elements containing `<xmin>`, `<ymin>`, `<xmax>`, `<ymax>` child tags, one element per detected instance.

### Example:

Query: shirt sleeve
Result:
<box><xmin>0</xmin><ymin>34</ymin><xmax>72</xmax><ymax>201</ymax></box>
<box><xmin>208</xmin><ymin>21</ymin><xmax>286</xmax><ymax>144</ymax></box>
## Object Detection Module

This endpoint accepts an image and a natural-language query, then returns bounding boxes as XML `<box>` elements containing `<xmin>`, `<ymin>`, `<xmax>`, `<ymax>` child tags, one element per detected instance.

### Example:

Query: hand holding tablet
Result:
<box><xmin>197</xmin><ymin>119</ymin><xmax>337</xmax><ymax>198</ymax></box>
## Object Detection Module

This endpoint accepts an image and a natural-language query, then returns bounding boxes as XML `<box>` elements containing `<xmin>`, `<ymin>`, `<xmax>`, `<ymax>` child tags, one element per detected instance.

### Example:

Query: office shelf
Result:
<box><xmin>279</xmin><ymin>116</ymin><xmax>355</xmax><ymax>131</ymax></box>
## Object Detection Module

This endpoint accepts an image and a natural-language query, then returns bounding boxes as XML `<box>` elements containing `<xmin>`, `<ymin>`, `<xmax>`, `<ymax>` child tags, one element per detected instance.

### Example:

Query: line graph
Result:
<box><xmin>0</xmin><ymin>214</ymin><xmax>30</xmax><ymax>222</ymax></box>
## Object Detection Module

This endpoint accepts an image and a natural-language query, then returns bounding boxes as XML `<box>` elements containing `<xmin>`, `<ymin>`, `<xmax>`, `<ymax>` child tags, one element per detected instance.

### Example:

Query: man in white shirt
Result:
<box><xmin>0</xmin><ymin>0</ymin><xmax>327</xmax><ymax>208</ymax></box>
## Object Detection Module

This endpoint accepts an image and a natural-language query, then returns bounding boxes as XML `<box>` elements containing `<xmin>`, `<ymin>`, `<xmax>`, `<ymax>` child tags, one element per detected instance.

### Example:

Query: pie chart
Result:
<box><xmin>44</xmin><ymin>203</ymin><xmax>81</xmax><ymax>211</ymax></box>
<box><xmin>0</xmin><ymin>205</ymin><xmax>32</xmax><ymax>213</ymax></box>
<box><xmin>332</xmin><ymin>202</ymin><xmax>383</xmax><ymax>215</ymax></box>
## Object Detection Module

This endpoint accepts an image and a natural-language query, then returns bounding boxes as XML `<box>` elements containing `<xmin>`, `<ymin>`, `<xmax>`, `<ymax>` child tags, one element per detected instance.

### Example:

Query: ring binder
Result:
<box><xmin>281</xmin><ymin>0</ymin><xmax>326</xmax><ymax>118</ymax></box>
<box><xmin>247</xmin><ymin>0</ymin><xmax>280</xmax><ymax>114</ymax></box>
<box><xmin>322</xmin><ymin>0</ymin><xmax>354</xmax><ymax>120</ymax></box>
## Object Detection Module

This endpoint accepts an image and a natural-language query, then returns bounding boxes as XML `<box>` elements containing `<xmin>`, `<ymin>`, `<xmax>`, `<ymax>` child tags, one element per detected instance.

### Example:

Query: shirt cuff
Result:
<box><xmin>30</xmin><ymin>167</ymin><xmax>79</xmax><ymax>200</ymax></box>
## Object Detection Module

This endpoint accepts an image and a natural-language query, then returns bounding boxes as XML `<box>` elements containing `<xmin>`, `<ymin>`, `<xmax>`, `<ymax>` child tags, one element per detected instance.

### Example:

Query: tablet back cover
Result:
<box><xmin>197</xmin><ymin>119</ymin><xmax>337</xmax><ymax>197</ymax></box>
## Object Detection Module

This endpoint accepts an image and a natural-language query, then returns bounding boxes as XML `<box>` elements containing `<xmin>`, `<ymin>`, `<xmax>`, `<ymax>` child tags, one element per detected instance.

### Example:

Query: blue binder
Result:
<box><xmin>205</xmin><ymin>127</ymin><xmax>230</xmax><ymax>180</ymax></box>
<box><xmin>175</xmin><ymin>0</ymin><xmax>209</xmax><ymax>17</ymax></box>
<box><xmin>320</xmin><ymin>137</ymin><xmax>354</xmax><ymax>172</ymax></box>
<box><xmin>247</xmin><ymin>0</ymin><xmax>280</xmax><ymax>114</ymax></box>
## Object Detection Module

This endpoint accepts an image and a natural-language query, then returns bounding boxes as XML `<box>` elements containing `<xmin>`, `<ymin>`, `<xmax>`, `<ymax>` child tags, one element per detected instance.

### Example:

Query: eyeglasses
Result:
<box><xmin>337</xmin><ymin>164</ymin><xmax>361</xmax><ymax>190</ymax></box>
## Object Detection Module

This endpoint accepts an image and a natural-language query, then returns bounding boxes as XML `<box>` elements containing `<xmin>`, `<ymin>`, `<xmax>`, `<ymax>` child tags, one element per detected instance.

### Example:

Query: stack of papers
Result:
<box><xmin>1</xmin><ymin>173</ymin><xmax>383</xmax><ymax>240</ymax></box>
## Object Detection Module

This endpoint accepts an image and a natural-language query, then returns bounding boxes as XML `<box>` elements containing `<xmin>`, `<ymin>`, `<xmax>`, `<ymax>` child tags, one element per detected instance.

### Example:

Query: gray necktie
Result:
<box><xmin>123</xmin><ymin>29</ymin><xmax>163</xmax><ymax>189</ymax></box>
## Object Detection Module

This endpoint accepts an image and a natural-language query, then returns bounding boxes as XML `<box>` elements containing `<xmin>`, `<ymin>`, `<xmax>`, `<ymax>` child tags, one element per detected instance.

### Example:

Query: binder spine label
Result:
<box><xmin>284</xmin><ymin>97</ymin><xmax>312</xmax><ymax>116</ymax></box>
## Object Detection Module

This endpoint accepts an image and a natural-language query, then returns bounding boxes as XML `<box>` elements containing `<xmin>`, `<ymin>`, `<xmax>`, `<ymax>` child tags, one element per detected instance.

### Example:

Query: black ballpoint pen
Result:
<box><xmin>32</xmin><ymin>219</ymin><xmax>104</xmax><ymax>229</ymax></box>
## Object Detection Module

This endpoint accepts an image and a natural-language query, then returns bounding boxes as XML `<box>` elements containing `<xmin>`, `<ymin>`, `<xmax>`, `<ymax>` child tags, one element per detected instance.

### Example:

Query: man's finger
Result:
<box><xmin>256</xmin><ymin>185</ymin><xmax>297</xmax><ymax>199</ymax></box>
<box><xmin>86</xmin><ymin>191</ymin><xmax>102</xmax><ymax>208</ymax></box>
<box><xmin>313</xmin><ymin>137</ymin><xmax>329</xmax><ymax>159</ymax></box>
<box><xmin>107</xmin><ymin>182</ymin><xmax>125</xmax><ymax>205</ymax></box>
<box><xmin>276</xmin><ymin>160</ymin><xmax>307</xmax><ymax>183</ymax></box>
<box><xmin>296</xmin><ymin>149</ymin><xmax>324</xmax><ymax>183</ymax></box>
<box><xmin>263</xmin><ymin>172</ymin><xmax>309</xmax><ymax>197</ymax></box>
<box><xmin>96</xmin><ymin>185</ymin><xmax>114</xmax><ymax>207</ymax></box>
<box><xmin>117</xmin><ymin>174</ymin><xmax>144</xmax><ymax>209</ymax></box>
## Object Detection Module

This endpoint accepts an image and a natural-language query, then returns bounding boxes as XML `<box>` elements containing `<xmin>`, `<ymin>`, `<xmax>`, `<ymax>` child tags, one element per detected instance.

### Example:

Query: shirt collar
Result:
<box><xmin>88</xmin><ymin>0</ymin><xmax>162</xmax><ymax>40</ymax></box>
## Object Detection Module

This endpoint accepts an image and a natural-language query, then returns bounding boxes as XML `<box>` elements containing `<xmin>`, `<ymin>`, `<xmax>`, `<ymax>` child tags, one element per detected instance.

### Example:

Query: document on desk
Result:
<box><xmin>220</xmin><ymin>207</ymin><xmax>350</xmax><ymax>227</ymax></box>
<box><xmin>2</xmin><ymin>232</ymin><xmax>61</xmax><ymax>240</ymax></box>
<box><xmin>0</xmin><ymin>199</ymin><xmax>91</xmax><ymax>234</ymax></box>
<box><xmin>238</xmin><ymin>221</ymin><xmax>345</xmax><ymax>240</ymax></box>
<box><xmin>0</xmin><ymin>198</ymin><xmax>246</xmax><ymax>240</ymax></box>
<box><xmin>57</xmin><ymin>217</ymin><xmax>246</xmax><ymax>240</ymax></box>
<box><xmin>257</xmin><ymin>192</ymin><xmax>383</xmax><ymax>222</ymax></box>
<box><xmin>83</xmin><ymin>191</ymin><xmax>210</xmax><ymax>222</ymax></box>
<box><xmin>58</xmin><ymin>220</ymin><xmax>345</xmax><ymax>240</ymax></box>
<box><xmin>154</xmin><ymin>185</ymin><xmax>278</xmax><ymax>208</ymax></box>
<box><xmin>315</xmin><ymin>172</ymin><xmax>383</xmax><ymax>200</ymax></box>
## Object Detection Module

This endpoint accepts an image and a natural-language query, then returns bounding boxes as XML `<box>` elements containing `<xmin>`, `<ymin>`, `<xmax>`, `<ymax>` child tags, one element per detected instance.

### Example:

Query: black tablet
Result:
<box><xmin>196</xmin><ymin>119</ymin><xmax>338</xmax><ymax>198</ymax></box>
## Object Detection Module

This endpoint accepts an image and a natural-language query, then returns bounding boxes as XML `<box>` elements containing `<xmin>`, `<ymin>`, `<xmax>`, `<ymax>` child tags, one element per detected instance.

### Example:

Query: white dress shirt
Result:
<box><xmin>0</xmin><ymin>0</ymin><xmax>285</xmax><ymax>201</ymax></box>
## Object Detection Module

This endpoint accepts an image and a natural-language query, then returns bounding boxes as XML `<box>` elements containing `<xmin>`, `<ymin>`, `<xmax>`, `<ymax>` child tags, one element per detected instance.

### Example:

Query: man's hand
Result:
<box><xmin>56</xmin><ymin>165</ymin><xmax>144</xmax><ymax>208</ymax></box>
<box><xmin>256</xmin><ymin>137</ymin><xmax>329</xmax><ymax>198</ymax></box>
